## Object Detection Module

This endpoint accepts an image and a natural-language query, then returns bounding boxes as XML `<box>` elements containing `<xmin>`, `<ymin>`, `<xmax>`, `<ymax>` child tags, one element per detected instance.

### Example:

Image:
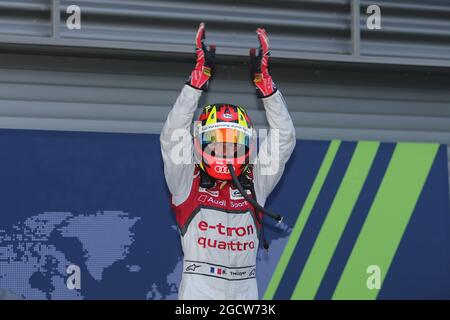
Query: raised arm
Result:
<box><xmin>249</xmin><ymin>28</ymin><xmax>296</xmax><ymax>205</ymax></box>
<box><xmin>160</xmin><ymin>23</ymin><xmax>215</xmax><ymax>205</ymax></box>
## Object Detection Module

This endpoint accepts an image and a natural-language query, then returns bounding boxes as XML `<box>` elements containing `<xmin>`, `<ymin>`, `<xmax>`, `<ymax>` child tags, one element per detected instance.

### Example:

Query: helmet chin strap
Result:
<box><xmin>227</xmin><ymin>164</ymin><xmax>282</xmax><ymax>222</ymax></box>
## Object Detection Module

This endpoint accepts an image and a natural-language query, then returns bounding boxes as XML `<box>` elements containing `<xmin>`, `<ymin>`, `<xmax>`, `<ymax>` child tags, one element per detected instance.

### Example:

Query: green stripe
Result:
<box><xmin>263</xmin><ymin>140</ymin><xmax>341</xmax><ymax>300</ymax></box>
<box><xmin>332</xmin><ymin>143</ymin><xmax>439</xmax><ymax>300</ymax></box>
<box><xmin>291</xmin><ymin>141</ymin><xmax>380</xmax><ymax>300</ymax></box>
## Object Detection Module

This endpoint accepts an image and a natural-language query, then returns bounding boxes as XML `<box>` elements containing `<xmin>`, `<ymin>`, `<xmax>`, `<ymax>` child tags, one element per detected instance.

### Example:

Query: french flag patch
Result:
<box><xmin>210</xmin><ymin>267</ymin><xmax>223</xmax><ymax>275</ymax></box>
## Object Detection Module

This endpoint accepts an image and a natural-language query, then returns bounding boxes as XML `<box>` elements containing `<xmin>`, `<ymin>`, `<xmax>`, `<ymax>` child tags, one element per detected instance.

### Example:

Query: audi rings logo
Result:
<box><xmin>214</xmin><ymin>165</ymin><xmax>231</xmax><ymax>174</ymax></box>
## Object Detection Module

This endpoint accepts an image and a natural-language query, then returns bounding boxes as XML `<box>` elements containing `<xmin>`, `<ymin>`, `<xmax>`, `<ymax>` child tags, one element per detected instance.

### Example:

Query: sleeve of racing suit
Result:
<box><xmin>253</xmin><ymin>90</ymin><xmax>296</xmax><ymax>206</ymax></box>
<box><xmin>160</xmin><ymin>84</ymin><xmax>202</xmax><ymax>206</ymax></box>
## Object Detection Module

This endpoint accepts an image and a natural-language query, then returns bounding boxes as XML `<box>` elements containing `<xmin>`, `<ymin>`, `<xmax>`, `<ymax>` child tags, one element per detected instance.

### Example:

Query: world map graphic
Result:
<box><xmin>0</xmin><ymin>210</ymin><xmax>290</xmax><ymax>300</ymax></box>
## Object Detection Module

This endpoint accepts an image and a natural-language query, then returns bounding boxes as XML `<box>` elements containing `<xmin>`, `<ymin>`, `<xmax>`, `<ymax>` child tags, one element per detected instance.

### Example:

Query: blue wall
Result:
<box><xmin>0</xmin><ymin>129</ymin><xmax>448</xmax><ymax>299</ymax></box>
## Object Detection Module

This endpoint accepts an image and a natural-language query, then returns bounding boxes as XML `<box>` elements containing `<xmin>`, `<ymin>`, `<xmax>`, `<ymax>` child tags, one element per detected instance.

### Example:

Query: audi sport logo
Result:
<box><xmin>214</xmin><ymin>165</ymin><xmax>231</xmax><ymax>174</ymax></box>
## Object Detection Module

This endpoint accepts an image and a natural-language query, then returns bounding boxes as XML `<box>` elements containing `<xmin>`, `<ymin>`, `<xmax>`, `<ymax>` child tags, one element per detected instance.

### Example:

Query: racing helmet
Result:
<box><xmin>194</xmin><ymin>103</ymin><xmax>254</xmax><ymax>180</ymax></box>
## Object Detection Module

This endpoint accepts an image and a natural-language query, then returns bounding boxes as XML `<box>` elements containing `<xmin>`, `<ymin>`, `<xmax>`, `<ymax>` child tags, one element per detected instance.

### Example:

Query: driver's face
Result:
<box><xmin>204</xmin><ymin>142</ymin><xmax>244</xmax><ymax>158</ymax></box>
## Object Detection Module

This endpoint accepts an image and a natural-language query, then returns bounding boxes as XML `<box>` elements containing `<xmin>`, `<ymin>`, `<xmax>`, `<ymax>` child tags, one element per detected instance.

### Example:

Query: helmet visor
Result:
<box><xmin>197</xmin><ymin>123</ymin><xmax>252</xmax><ymax>144</ymax></box>
<box><xmin>201</xmin><ymin>128</ymin><xmax>250</xmax><ymax>146</ymax></box>
<box><xmin>194</xmin><ymin>122</ymin><xmax>253</xmax><ymax>160</ymax></box>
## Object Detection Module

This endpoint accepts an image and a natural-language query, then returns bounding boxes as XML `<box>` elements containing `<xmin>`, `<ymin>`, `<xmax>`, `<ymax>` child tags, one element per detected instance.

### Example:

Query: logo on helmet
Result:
<box><xmin>214</xmin><ymin>165</ymin><xmax>230</xmax><ymax>174</ymax></box>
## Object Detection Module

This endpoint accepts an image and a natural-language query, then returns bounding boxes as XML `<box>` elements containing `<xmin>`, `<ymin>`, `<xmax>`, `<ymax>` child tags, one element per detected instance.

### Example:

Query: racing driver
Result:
<box><xmin>160</xmin><ymin>22</ymin><xmax>296</xmax><ymax>300</ymax></box>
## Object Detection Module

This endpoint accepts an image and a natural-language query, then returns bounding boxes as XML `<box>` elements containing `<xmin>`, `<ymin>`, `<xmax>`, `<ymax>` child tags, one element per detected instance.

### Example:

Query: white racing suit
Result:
<box><xmin>160</xmin><ymin>85</ymin><xmax>296</xmax><ymax>300</ymax></box>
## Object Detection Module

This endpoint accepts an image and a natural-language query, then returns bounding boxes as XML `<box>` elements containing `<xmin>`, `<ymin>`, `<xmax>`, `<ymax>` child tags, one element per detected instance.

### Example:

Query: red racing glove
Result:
<box><xmin>249</xmin><ymin>28</ymin><xmax>277</xmax><ymax>98</ymax></box>
<box><xmin>186</xmin><ymin>22</ymin><xmax>216</xmax><ymax>91</ymax></box>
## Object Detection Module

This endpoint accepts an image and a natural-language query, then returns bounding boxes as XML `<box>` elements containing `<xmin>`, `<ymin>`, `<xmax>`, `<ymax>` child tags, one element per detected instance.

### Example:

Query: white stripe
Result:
<box><xmin>199</xmin><ymin>122</ymin><xmax>253</xmax><ymax>136</ymax></box>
